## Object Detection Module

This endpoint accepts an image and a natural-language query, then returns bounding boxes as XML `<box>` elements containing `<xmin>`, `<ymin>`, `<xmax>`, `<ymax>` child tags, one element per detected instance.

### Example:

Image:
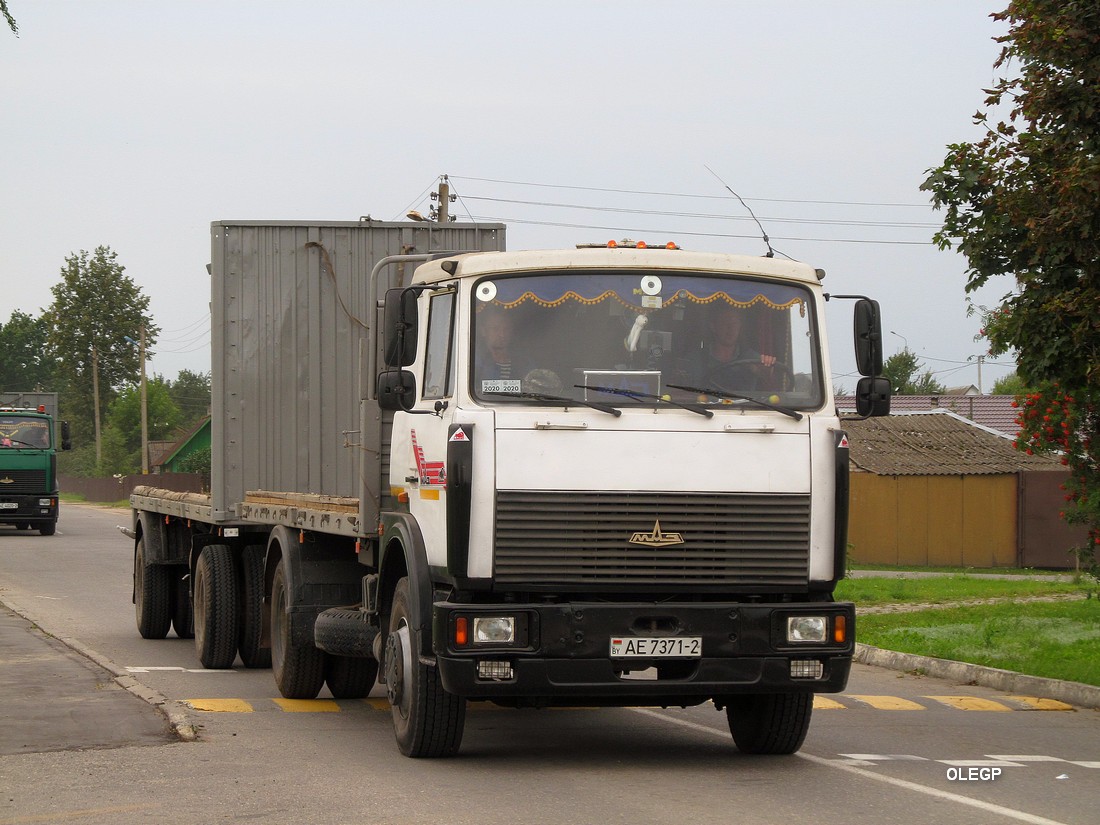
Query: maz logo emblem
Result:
<box><xmin>0</xmin><ymin>477</ymin><xmax>13</xmax><ymax>485</ymax></box>
<box><xmin>628</xmin><ymin>519</ymin><xmax>684</xmax><ymax>548</ymax></box>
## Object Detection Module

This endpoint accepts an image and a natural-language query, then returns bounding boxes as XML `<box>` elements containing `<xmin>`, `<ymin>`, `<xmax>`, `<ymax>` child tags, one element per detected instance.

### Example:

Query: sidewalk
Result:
<box><xmin>0</xmin><ymin>604</ymin><xmax>180</xmax><ymax>755</ymax></box>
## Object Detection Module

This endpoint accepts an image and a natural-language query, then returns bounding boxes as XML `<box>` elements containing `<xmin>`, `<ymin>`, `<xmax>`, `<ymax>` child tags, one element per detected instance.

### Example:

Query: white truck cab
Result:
<box><xmin>371</xmin><ymin>243</ymin><xmax>889</xmax><ymax>756</ymax></box>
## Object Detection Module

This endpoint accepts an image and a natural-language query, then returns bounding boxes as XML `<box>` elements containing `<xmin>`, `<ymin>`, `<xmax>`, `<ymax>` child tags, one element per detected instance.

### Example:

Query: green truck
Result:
<box><xmin>0</xmin><ymin>392</ymin><xmax>71</xmax><ymax>536</ymax></box>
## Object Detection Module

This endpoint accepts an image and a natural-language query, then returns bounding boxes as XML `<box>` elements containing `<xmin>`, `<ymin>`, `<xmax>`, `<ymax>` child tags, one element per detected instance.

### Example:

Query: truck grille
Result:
<box><xmin>0</xmin><ymin>469</ymin><xmax>46</xmax><ymax>495</ymax></box>
<box><xmin>494</xmin><ymin>491</ymin><xmax>810</xmax><ymax>588</ymax></box>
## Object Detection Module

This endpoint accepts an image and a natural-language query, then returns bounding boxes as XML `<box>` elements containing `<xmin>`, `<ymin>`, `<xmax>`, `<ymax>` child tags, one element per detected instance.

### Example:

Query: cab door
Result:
<box><xmin>403</xmin><ymin>288</ymin><xmax>457</xmax><ymax>569</ymax></box>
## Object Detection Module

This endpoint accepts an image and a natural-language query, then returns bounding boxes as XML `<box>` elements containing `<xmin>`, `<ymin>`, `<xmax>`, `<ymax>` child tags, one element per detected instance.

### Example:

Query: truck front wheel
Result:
<box><xmin>384</xmin><ymin>577</ymin><xmax>465</xmax><ymax>758</ymax></box>
<box><xmin>135</xmin><ymin>537</ymin><xmax>172</xmax><ymax>639</ymax></box>
<box><xmin>194</xmin><ymin>544</ymin><xmax>240</xmax><ymax>669</ymax></box>
<box><xmin>724</xmin><ymin>692</ymin><xmax>813</xmax><ymax>755</ymax></box>
<box><xmin>271</xmin><ymin>558</ymin><xmax>325</xmax><ymax>699</ymax></box>
<box><xmin>39</xmin><ymin>520</ymin><xmax>56</xmax><ymax>536</ymax></box>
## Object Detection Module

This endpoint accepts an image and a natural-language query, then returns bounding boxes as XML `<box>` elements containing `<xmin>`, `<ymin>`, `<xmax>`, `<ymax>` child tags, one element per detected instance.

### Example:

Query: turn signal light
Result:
<box><xmin>834</xmin><ymin>615</ymin><xmax>847</xmax><ymax>644</ymax></box>
<box><xmin>455</xmin><ymin>617</ymin><xmax>469</xmax><ymax>647</ymax></box>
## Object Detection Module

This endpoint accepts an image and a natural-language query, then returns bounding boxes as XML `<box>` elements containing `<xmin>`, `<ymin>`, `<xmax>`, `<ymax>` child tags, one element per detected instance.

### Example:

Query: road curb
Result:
<box><xmin>854</xmin><ymin>642</ymin><xmax>1100</xmax><ymax>710</ymax></box>
<box><xmin>0</xmin><ymin>596</ymin><xmax>199</xmax><ymax>742</ymax></box>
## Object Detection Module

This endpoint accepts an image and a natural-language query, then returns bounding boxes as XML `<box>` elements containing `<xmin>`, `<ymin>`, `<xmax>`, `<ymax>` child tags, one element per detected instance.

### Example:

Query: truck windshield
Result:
<box><xmin>0</xmin><ymin>415</ymin><xmax>51</xmax><ymax>448</ymax></box>
<box><xmin>470</xmin><ymin>270</ymin><xmax>823</xmax><ymax>411</ymax></box>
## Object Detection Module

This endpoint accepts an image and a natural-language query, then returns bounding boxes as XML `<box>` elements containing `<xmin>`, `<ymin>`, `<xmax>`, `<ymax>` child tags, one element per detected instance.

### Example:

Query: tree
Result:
<box><xmin>167</xmin><ymin>369</ymin><xmax>211</xmax><ymax>428</ymax></box>
<box><xmin>882</xmin><ymin>348</ymin><xmax>947</xmax><ymax>395</ymax></box>
<box><xmin>42</xmin><ymin>247</ymin><xmax>159</xmax><ymax>465</ymax></box>
<box><xmin>1</xmin><ymin>1</ymin><xmax>16</xmax><ymax>36</ymax></box>
<box><xmin>105</xmin><ymin>378</ymin><xmax>181</xmax><ymax>473</ymax></box>
<box><xmin>991</xmin><ymin>371</ymin><xmax>1031</xmax><ymax>396</ymax></box>
<box><xmin>0</xmin><ymin>310</ymin><xmax>53</xmax><ymax>391</ymax></box>
<box><xmin>922</xmin><ymin>1</ymin><xmax>1100</xmax><ymax>564</ymax></box>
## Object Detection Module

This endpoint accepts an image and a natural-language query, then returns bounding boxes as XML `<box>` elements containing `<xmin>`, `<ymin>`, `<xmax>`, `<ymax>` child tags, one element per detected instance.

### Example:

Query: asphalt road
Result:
<box><xmin>1</xmin><ymin>504</ymin><xmax>1098</xmax><ymax>825</ymax></box>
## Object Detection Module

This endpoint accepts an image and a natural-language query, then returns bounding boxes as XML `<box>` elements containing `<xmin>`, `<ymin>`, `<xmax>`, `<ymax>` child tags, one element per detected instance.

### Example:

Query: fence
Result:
<box><xmin>59</xmin><ymin>473</ymin><xmax>204</xmax><ymax>504</ymax></box>
<box><xmin>848</xmin><ymin>470</ymin><xmax>1092</xmax><ymax>570</ymax></box>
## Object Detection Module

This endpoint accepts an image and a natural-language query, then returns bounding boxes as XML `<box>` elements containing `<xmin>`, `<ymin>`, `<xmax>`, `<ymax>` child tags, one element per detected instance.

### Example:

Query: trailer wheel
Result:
<box><xmin>39</xmin><ymin>521</ymin><xmax>56</xmax><ymax>536</ymax></box>
<box><xmin>135</xmin><ymin>536</ymin><xmax>172</xmax><ymax>639</ymax></box>
<box><xmin>385</xmin><ymin>577</ymin><xmax>465</xmax><ymax>758</ymax></box>
<box><xmin>194</xmin><ymin>544</ymin><xmax>240</xmax><ymax>669</ymax></box>
<box><xmin>724</xmin><ymin>693</ymin><xmax>813</xmax><ymax>755</ymax></box>
<box><xmin>325</xmin><ymin>654</ymin><xmax>379</xmax><ymax>699</ymax></box>
<box><xmin>271</xmin><ymin>558</ymin><xmax>325</xmax><ymax>699</ymax></box>
<box><xmin>238</xmin><ymin>544</ymin><xmax>271</xmax><ymax>668</ymax></box>
<box><xmin>171</xmin><ymin>569</ymin><xmax>194</xmax><ymax>639</ymax></box>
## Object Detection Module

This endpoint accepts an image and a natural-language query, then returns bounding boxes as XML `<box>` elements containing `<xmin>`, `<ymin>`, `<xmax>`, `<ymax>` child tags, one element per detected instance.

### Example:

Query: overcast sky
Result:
<box><xmin>2</xmin><ymin>1</ymin><xmax>1015</xmax><ymax>392</ymax></box>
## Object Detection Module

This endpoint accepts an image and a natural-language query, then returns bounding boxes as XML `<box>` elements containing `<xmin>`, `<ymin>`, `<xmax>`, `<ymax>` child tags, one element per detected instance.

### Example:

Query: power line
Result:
<box><xmin>468</xmin><ymin>214</ymin><xmax>936</xmax><ymax>246</ymax></box>
<box><xmin>449</xmin><ymin>174</ymin><xmax>931</xmax><ymax>209</ymax></box>
<box><xmin>461</xmin><ymin>195</ymin><xmax>939</xmax><ymax>229</ymax></box>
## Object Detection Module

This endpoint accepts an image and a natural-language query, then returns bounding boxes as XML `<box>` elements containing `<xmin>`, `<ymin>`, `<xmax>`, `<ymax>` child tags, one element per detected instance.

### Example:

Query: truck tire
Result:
<box><xmin>325</xmin><ymin>654</ymin><xmax>379</xmax><ymax>699</ymax></box>
<box><xmin>194</xmin><ymin>544</ymin><xmax>240</xmax><ymax>669</ymax></box>
<box><xmin>271</xmin><ymin>558</ymin><xmax>326</xmax><ymax>699</ymax></box>
<box><xmin>384</xmin><ymin>577</ymin><xmax>465</xmax><ymax>758</ymax></box>
<box><xmin>237</xmin><ymin>544</ymin><xmax>271</xmax><ymax>668</ymax></box>
<box><xmin>172</xmin><ymin>569</ymin><xmax>194</xmax><ymax>639</ymax></box>
<box><xmin>135</xmin><ymin>537</ymin><xmax>172</xmax><ymax>639</ymax></box>
<box><xmin>724</xmin><ymin>692</ymin><xmax>813</xmax><ymax>755</ymax></box>
<box><xmin>39</xmin><ymin>521</ymin><xmax>56</xmax><ymax>536</ymax></box>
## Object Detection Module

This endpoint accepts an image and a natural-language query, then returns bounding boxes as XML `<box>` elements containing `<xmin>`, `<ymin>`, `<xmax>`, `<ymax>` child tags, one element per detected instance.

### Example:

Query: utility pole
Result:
<box><xmin>125</xmin><ymin>330</ymin><xmax>150</xmax><ymax>473</ymax></box>
<box><xmin>139</xmin><ymin>324</ymin><xmax>149</xmax><ymax>473</ymax></box>
<box><xmin>977</xmin><ymin>355</ymin><xmax>984</xmax><ymax>395</ymax></box>
<box><xmin>91</xmin><ymin>344</ymin><xmax>102</xmax><ymax>466</ymax></box>
<box><xmin>436</xmin><ymin>176</ymin><xmax>450</xmax><ymax>223</ymax></box>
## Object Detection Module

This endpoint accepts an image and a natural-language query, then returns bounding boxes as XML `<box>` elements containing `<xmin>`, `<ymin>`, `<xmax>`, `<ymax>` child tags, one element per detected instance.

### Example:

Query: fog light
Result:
<box><xmin>477</xmin><ymin>660</ymin><xmax>514</xmax><ymax>680</ymax></box>
<box><xmin>791</xmin><ymin>660</ymin><xmax>824</xmax><ymax>679</ymax></box>
<box><xmin>474</xmin><ymin>616</ymin><xmax>515</xmax><ymax>644</ymax></box>
<box><xmin>787</xmin><ymin>616</ymin><xmax>827</xmax><ymax>643</ymax></box>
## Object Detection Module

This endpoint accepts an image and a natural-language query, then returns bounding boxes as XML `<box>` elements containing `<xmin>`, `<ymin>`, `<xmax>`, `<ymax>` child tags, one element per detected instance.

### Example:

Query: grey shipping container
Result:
<box><xmin>209</xmin><ymin>220</ymin><xmax>506</xmax><ymax>522</ymax></box>
<box><xmin>0</xmin><ymin>392</ymin><xmax>59</xmax><ymax>420</ymax></box>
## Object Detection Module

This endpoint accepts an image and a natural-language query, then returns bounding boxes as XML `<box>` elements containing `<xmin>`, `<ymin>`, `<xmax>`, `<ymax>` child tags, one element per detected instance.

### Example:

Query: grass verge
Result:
<box><xmin>857</xmin><ymin>599</ymin><xmax>1100</xmax><ymax>687</ymax></box>
<box><xmin>835</xmin><ymin>575</ymin><xmax>1091</xmax><ymax>606</ymax></box>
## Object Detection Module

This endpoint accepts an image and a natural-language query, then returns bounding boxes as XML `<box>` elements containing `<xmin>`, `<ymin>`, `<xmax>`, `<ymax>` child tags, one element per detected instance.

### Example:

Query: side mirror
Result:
<box><xmin>853</xmin><ymin>298</ymin><xmax>883</xmax><ymax>377</ymax></box>
<box><xmin>376</xmin><ymin>369</ymin><xmax>417</xmax><ymax>412</ymax></box>
<box><xmin>383</xmin><ymin>288</ymin><xmax>419</xmax><ymax>367</ymax></box>
<box><xmin>60</xmin><ymin>421</ymin><xmax>72</xmax><ymax>451</ymax></box>
<box><xmin>855</xmin><ymin>376</ymin><xmax>891</xmax><ymax>418</ymax></box>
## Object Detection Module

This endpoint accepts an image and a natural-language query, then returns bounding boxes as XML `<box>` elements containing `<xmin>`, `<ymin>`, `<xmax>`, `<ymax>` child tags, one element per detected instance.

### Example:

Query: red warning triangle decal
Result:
<box><xmin>449</xmin><ymin>428</ymin><xmax>469</xmax><ymax>442</ymax></box>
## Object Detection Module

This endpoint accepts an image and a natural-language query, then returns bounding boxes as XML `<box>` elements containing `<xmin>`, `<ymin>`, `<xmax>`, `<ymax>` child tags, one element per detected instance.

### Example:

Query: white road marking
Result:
<box><xmin>126</xmin><ymin>666</ymin><xmax>239</xmax><ymax>673</ymax></box>
<box><xmin>629</xmin><ymin>707</ymin><xmax>1073</xmax><ymax>825</ymax></box>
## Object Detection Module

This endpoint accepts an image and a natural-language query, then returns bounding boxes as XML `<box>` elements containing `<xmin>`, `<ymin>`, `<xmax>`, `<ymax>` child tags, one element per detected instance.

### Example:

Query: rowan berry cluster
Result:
<box><xmin>1012</xmin><ymin>384</ymin><xmax>1100</xmax><ymax>554</ymax></box>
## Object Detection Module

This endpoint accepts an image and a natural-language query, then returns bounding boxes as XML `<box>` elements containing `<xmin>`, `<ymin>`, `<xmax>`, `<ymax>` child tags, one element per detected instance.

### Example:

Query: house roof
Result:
<box><xmin>837</xmin><ymin>394</ymin><xmax>1020</xmax><ymax>437</ymax></box>
<box><xmin>844</xmin><ymin>410</ymin><xmax>1063</xmax><ymax>476</ymax></box>
<box><xmin>157</xmin><ymin>416</ymin><xmax>211</xmax><ymax>468</ymax></box>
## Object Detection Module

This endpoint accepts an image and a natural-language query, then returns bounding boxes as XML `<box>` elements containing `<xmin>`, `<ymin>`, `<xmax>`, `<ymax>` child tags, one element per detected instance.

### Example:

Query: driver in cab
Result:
<box><xmin>683</xmin><ymin>301</ymin><xmax>776</xmax><ymax>390</ymax></box>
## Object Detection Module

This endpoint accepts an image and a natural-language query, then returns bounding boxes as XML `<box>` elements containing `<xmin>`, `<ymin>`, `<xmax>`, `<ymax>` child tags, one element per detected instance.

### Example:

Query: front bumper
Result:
<box><xmin>0</xmin><ymin>494</ymin><xmax>58</xmax><ymax>525</ymax></box>
<box><xmin>433</xmin><ymin>599</ymin><xmax>854</xmax><ymax>702</ymax></box>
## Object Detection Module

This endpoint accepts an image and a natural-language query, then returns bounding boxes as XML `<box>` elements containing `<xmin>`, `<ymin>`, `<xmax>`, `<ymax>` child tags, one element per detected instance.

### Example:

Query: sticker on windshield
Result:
<box><xmin>476</xmin><ymin>282</ymin><xmax>497</xmax><ymax>302</ymax></box>
<box><xmin>482</xmin><ymin>379</ymin><xmax>521</xmax><ymax>394</ymax></box>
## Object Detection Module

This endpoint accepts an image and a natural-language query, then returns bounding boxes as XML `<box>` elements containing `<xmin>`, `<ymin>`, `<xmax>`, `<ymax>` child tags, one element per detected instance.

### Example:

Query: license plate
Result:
<box><xmin>0</xmin><ymin>503</ymin><xmax>18</xmax><ymax>510</ymax></box>
<box><xmin>610</xmin><ymin>636</ymin><xmax>702</xmax><ymax>658</ymax></box>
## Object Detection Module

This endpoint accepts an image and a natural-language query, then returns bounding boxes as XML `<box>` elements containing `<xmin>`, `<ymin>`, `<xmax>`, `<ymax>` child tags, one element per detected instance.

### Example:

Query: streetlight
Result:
<box><xmin>890</xmin><ymin>330</ymin><xmax>908</xmax><ymax>353</ymax></box>
<box><xmin>124</xmin><ymin>327</ymin><xmax>149</xmax><ymax>474</ymax></box>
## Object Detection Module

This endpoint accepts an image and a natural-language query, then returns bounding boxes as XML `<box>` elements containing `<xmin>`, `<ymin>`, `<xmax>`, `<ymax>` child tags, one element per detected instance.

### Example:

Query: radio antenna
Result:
<box><xmin>704</xmin><ymin>165</ymin><xmax>775</xmax><ymax>258</ymax></box>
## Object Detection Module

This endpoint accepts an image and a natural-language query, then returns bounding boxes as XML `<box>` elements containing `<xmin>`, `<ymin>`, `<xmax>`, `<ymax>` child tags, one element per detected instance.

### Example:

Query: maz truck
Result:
<box><xmin>127</xmin><ymin>219</ymin><xmax>890</xmax><ymax>758</ymax></box>
<box><xmin>0</xmin><ymin>392</ymin><xmax>72</xmax><ymax>536</ymax></box>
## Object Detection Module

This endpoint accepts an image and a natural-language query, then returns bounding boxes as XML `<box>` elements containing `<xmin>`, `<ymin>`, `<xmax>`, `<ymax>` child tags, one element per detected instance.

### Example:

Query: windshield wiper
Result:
<box><xmin>665</xmin><ymin>383</ymin><xmax>803</xmax><ymax>421</ymax></box>
<box><xmin>576</xmin><ymin>384</ymin><xmax>713</xmax><ymax>418</ymax></box>
<box><xmin>485</xmin><ymin>391</ymin><xmax>621</xmax><ymax>417</ymax></box>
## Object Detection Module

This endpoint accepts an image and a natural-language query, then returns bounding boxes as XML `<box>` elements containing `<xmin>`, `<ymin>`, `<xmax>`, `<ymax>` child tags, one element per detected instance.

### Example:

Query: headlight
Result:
<box><xmin>474</xmin><ymin>616</ymin><xmax>515</xmax><ymax>644</ymax></box>
<box><xmin>787</xmin><ymin>616</ymin><xmax>827</xmax><ymax>643</ymax></box>
<box><xmin>39</xmin><ymin>498</ymin><xmax>53</xmax><ymax>507</ymax></box>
